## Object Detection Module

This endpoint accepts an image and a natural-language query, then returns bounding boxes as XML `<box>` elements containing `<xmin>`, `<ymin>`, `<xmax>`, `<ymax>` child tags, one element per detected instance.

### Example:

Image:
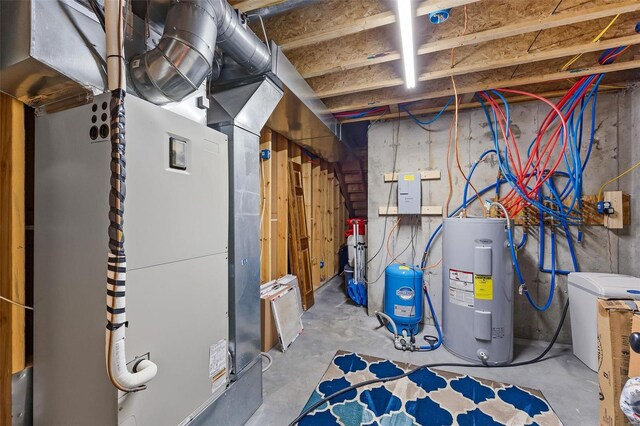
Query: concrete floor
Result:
<box><xmin>246</xmin><ymin>275</ymin><xmax>598</xmax><ymax>426</ymax></box>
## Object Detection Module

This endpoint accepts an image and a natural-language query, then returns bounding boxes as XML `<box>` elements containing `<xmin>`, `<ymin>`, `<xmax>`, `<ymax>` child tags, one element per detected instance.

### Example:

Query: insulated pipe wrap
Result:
<box><xmin>130</xmin><ymin>0</ymin><xmax>271</xmax><ymax>104</ymax></box>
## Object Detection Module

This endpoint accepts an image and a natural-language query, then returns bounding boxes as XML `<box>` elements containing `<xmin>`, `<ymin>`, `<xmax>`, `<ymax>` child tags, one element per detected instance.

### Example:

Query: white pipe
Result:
<box><xmin>105</xmin><ymin>0</ymin><xmax>126</xmax><ymax>91</ymax></box>
<box><xmin>108</xmin><ymin>327</ymin><xmax>158</xmax><ymax>389</ymax></box>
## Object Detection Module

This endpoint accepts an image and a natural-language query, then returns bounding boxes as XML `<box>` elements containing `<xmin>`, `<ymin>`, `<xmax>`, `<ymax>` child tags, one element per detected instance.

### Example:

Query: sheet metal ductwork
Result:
<box><xmin>129</xmin><ymin>0</ymin><xmax>271</xmax><ymax>105</ymax></box>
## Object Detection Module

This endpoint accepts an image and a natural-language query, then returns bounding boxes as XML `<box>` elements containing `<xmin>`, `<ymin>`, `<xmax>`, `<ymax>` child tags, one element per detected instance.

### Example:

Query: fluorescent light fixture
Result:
<box><xmin>397</xmin><ymin>0</ymin><xmax>416</xmax><ymax>89</ymax></box>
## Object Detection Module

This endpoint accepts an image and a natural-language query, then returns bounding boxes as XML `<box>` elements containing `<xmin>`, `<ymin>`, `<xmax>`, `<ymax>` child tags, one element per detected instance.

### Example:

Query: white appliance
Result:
<box><xmin>568</xmin><ymin>272</ymin><xmax>640</xmax><ymax>371</ymax></box>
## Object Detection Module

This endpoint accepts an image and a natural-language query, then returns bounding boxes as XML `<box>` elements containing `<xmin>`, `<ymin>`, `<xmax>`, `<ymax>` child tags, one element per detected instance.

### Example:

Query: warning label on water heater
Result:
<box><xmin>449</xmin><ymin>269</ymin><xmax>474</xmax><ymax>308</ymax></box>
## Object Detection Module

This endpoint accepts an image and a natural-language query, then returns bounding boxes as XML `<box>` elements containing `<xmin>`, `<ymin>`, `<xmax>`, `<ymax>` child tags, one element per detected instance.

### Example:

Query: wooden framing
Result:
<box><xmin>384</xmin><ymin>171</ymin><xmax>441</xmax><ymax>182</ymax></box>
<box><xmin>1</xmin><ymin>94</ymin><xmax>26</xmax><ymax>425</ymax></box>
<box><xmin>378</xmin><ymin>206</ymin><xmax>444</xmax><ymax>216</ymax></box>
<box><xmin>229</xmin><ymin>0</ymin><xmax>280</xmax><ymax>12</ymax></box>
<box><xmin>310</xmin><ymin>34</ymin><xmax>640</xmax><ymax>98</ymax></box>
<box><xmin>258</xmin><ymin>129</ymin><xmax>349</xmax><ymax>293</ymax></box>
<box><xmin>339</xmin><ymin>88</ymin><xmax>619</xmax><ymax>124</ymax></box>
<box><xmin>325</xmin><ymin>56</ymin><xmax>640</xmax><ymax>113</ymax></box>
<box><xmin>271</xmin><ymin>0</ymin><xmax>479</xmax><ymax>51</ymax></box>
<box><xmin>274</xmin><ymin>134</ymin><xmax>289</xmax><ymax>278</ymax></box>
<box><xmin>256</xmin><ymin>0</ymin><xmax>640</xmax><ymax>118</ymax></box>
<box><xmin>290</xmin><ymin>1</ymin><xmax>640</xmax><ymax>79</ymax></box>
<box><xmin>259</xmin><ymin>129</ymin><xmax>273</xmax><ymax>283</ymax></box>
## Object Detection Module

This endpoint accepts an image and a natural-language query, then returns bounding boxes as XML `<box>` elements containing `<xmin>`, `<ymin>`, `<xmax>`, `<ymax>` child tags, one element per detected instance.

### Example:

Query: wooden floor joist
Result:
<box><xmin>325</xmin><ymin>55</ymin><xmax>640</xmax><ymax>113</ymax></box>
<box><xmin>229</xmin><ymin>0</ymin><xmax>280</xmax><ymax>13</ymax></box>
<box><xmin>294</xmin><ymin>0</ymin><xmax>640</xmax><ymax>79</ymax></box>
<box><xmin>311</xmin><ymin>34</ymin><xmax>640</xmax><ymax>98</ymax></box>
<box><xmin>338</xmin><ymin>88</ymin><xmax>619</xmax><ymax>124</ymax></box>
<box><xmin>278</xmin><ymin>0</ymin><xmax>479</xmax><ymax>51</ymax></box>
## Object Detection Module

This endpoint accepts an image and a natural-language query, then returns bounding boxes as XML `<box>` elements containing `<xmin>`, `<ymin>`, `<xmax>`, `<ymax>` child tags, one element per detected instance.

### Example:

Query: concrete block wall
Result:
<box><xmin>367</xmin><ymin>87</ymin><xmax>640</xmax><ymax>343</ymax></box>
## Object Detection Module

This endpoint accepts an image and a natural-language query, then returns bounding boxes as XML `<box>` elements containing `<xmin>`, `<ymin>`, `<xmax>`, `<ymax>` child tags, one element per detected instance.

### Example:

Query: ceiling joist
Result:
<box><xmin>277</xmin><ymin>0</ymin><xmax>480</xmax><ymax>51</ymax></box>
<box><xmin>229</xmin><ymin>0</ymin><xmax>281</xmax><ymax>13</ymax></box>
<box><xmin>338</xmin><ymin>88</ymin><xmax>621</xmax><ymax>124</ymax></box>
<box><xmin>325</xmin><ymin>53</ymin><xmax>640</xmax><ymax>113</ymax></box>
<box><xmin>311</xmin><ymin>33</ymin><xmax>640</xmax><ymax>98</ymax></box>
<box><xmin>291</xmin><ymin>0</ymin><xmax>640</xmax><ymax>79</ymax></box>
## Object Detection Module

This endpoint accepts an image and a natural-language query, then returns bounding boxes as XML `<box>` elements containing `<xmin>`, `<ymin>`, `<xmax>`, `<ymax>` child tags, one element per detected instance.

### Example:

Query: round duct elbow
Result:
<box><xmin>129</xmin><ymin>0</ymin><xmax>217</xmax><ymax>104</ymax></box>
<box><xmin>213</xmin><ymin>0</ymin><xmax>271</xmax><ymax>75</ymax></box>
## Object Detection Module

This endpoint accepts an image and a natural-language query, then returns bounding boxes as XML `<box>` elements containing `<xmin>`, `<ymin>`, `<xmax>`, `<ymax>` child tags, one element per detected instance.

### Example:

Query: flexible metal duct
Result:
<box><xmin>129</xmin><ymin>0</ymin><xmax>271</xmax><ymax>105</ymax></box>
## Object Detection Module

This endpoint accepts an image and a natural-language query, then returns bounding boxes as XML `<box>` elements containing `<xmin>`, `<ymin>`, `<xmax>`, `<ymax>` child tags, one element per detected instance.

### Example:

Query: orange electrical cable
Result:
<box><xmin>451</xmin><ymin>76</ymin><xmax>487</xmax><ymax>217</ymax></box>
<box><xmin>385</xmin><ymin>218</ymin><xmax>401</xmax><ymax>260</ymax></box>
<box><xmin>444</xmin><ymin>110</ymin><xmax>455</xmax><ymax>217</ymax></box>
<box><xmin>421</xmin><ymin>258</ymin><xmax>442</xmax><ymax>271</ymax></box>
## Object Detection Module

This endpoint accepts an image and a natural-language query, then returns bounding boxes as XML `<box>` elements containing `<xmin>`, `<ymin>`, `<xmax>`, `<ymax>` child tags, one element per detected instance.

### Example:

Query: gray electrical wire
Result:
<box><xmin>0</xmin><ymin>295</ymin><xmax>33</xmax><ymax>311</ymax></box>
<box><xmin>367</xmin><ymin>113</ymin><xmax>400</xmax><ymax>266</ymax></box>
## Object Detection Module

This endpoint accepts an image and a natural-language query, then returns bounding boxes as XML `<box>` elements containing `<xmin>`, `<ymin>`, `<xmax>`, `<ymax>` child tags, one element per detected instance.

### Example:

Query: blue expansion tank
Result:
<box><xmin>384</xmin><ymin>264</ymin><xmax>423</xmax><ymax>335</ymax></box>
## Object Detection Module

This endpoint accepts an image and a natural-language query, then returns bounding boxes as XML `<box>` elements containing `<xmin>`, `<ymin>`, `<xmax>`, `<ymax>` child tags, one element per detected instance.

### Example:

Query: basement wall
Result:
<box><xmin>366</xmin><ymin>87</ymin><xmax>640</xmax><ymax>343</ymax></box>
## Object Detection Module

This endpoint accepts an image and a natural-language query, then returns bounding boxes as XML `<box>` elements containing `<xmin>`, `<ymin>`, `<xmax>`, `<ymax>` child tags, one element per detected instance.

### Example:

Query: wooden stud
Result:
<box><xmin>259</xmin><ymin>129</ymin><xmax>273</xmax><ymax>283</ymax></box>
<box><xmin>301</xmin><ymin>156</ymin><xmax>313</xmax><ymax>249</ymax></box>
<box><xmin>1</xmin><ymin>94</ymin><xmax>26</xmax><ymax>425</ymax></box>
<box><xmin>333</xmin><ymin>179</ymin><xmax>341</xmax><ymax>275</ymax></box>
<box><xmin>319</xmin><ymin>162</ymin><xmax>328</xmax><ymax>283</ymax></box>
<box><xmin>325</xmin><ymin>56</ymin><xmax>640</xmax><ymax>113</ymax></box>
<box><xmin>274</xmin><ymin>133</ymin><xmax>289</xmax><ymax>278</ymax></box>
<box><xmin>289</xmin><ymin>142</ymin><xmax>302</xmax><ymax>165</ymax></box>
<box><xmin>326</xmin><ymin>172</ymin><xmax>335</xmax><ymax>278</ymax></box>
<box><xmin>311</xmin><ymin>162</ymin><xmax>322</xmax><ymax>288</ymax></box>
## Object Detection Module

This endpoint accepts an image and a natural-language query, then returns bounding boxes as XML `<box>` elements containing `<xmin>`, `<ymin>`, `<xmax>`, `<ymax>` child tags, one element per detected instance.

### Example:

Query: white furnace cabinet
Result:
<box><xmin>34</xmin><ymin>94</ymin><xmax>229</xmax><ymax>425</ymax></box>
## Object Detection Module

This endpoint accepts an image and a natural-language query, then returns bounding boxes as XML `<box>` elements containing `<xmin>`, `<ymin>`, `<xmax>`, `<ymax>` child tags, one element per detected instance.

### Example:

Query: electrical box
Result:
<box><xmin>397</xmin><ymin>172</ymin><xmax>421</xmax><ymax>214</ymax></box>
<box><xmin>603</xmin><ymin>191</ymin><xmax>631</xmax><ymax>229</ymax></box>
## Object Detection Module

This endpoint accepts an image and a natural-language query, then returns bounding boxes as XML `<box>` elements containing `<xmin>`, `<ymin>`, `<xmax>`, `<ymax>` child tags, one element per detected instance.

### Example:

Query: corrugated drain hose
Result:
<box><xmin>104</xmin><ymin>0</ymin><xmax>157</xmax><ymax>393</ymax></box>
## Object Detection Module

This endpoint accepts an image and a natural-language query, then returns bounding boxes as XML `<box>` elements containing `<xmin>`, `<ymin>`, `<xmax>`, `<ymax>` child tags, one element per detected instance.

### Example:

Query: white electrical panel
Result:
<box><xmin>397</xmin><ymin>172</ymin><xmax>421</xmax><ymax>214</ymax></box>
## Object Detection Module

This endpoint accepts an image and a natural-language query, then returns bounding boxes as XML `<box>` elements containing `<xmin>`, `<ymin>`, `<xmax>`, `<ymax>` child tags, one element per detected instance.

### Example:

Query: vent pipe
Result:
<box><xmin>129</xmin><ymin>0</ymin><xmax>271</xmax><ymax>105</ymax></box>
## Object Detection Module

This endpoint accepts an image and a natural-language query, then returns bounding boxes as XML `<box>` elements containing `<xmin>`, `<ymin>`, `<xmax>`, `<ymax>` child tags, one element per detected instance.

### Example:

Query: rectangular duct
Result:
<box><xmin>208</xmin><ymin>76</ymin><xmax>284</xmax><ymax>379</ymax></box>
<box><xmin>0</xmin><ymin>0</ymin><xmax>107</xmax><ymax>107</ymax></box>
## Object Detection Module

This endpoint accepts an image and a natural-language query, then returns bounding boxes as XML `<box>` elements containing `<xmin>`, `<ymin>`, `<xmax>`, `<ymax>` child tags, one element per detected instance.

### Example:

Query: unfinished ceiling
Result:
<box><xmin>232</xmin><ymin>0</ymin><xmax>640</xmax><ymax>123</ymax></box>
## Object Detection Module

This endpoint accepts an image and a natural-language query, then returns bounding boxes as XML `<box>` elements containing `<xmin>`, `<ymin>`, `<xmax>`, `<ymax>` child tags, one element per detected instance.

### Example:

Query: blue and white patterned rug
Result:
<box><xmin>300</xmin><ymin>351</ymin><xmax>562</xmax><ymax>425</ymax></box>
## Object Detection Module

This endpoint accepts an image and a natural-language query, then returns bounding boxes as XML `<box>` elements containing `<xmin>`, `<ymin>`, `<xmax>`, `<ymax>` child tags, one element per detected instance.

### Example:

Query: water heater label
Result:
<box><xmin>474</xmin><ymin>275</ymin><xmax>494</xmax><ymax>300</ymax></box>
<box><xmin>449</xmin><ymin>269</ymin><xmax>474</xmax><ymax>308</ymax></box>
<box><xmin>394</xmin><ymin>305</ymin><xmax>415</xmax><ymax>317</ymax></box>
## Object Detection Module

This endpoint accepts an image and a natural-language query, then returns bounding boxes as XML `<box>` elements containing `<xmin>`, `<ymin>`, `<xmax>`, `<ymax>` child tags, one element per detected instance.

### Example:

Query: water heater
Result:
<box><xmin>442</xmin><ymin>217</ymin><xmax>514</xmax><ymax>365</ymax></box>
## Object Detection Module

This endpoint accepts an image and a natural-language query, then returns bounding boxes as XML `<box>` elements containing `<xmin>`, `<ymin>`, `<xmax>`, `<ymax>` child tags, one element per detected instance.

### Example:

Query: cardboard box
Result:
<box><xmin>598</xmin><ymin>299</ymin><xmax>640</xmax><ymax>426</ymax></box>
<box><xmin>628</xmin><ymin>309</ymin><xmax>640</xmax><ymax>379</ymax></box>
